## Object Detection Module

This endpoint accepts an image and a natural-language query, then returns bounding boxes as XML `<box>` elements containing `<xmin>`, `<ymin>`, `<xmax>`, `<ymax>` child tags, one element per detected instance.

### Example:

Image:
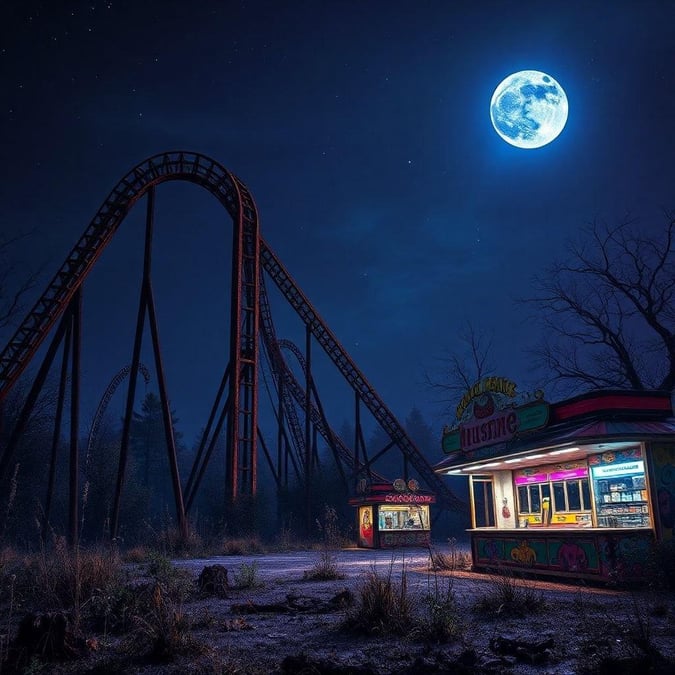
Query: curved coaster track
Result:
<box><xmin>0</xmin><ymin>151</ymin><xmax>464</xmax><ymax>544</ymax></box>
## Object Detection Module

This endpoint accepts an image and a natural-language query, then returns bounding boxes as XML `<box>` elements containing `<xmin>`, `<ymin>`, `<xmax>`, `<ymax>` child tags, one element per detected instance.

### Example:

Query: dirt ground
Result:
<box><xmin>6</xmin><ymin>547</ymin><xmax>675</xmax><ymax>674</ymax></box>
<box><xmin>172</xmin><ymin>549</ymin><xmax>675</xmax><ymax>675</ymax></box>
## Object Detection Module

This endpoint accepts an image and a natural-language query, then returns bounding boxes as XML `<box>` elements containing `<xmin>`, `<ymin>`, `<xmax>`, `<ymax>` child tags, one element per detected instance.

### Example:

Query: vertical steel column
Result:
<box><xmin>43</xmin><ymin>324</ymin><xmax>71</xmax><ymax>540</ymax></box>
<box><xmin>147</xmin><ymin>285</ymin><xmax>187</xmax><ymax>537</ymax></box>
<box><xmin>305</xmin><ymin>325</ymin><xmax>312</xmax><ymax>532</ymax></box>
<box><xmin>0</xmin><ymin>314</ymin><xmax>70</xmax><ymax>481</ymax></box>
<box><xmin>111</xmin><ymin>195</ymin><xmax>150</xmax><ymax>539</ymax></box>
<box><xmin>140</xmin><ymin>187</ymin><xmax>186</xmax><ymax>536</ymax></box>
<box><xmin>68</xmin><ymin>288</ymin><xmax>82</xmax><ymax>548</ymax></box>
<box><xmin>277</xmin><ymin>369</ymin><xmax>283</xmax><ymax>501</ymax></box>
<box><xmin>354</xmin><ymin>392</ymin><xmax>361</xmax><ymax>472</ymax></box>
<box><xmin>226</xmin><ymin>180</ymin><xmax>260</xmax><ymax>501</ymax></box>
<box><xmin>225</xmin><ymin>201</ymin><xmax>241</xmax><ymax>500</ymax></box>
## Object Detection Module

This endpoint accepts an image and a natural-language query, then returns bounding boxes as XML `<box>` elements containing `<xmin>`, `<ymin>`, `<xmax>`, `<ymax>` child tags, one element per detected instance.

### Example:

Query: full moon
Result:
<box><xmin>490</xmin><ymin>70</ymin><xmax>568</xmax><ymax>149</ymax></box>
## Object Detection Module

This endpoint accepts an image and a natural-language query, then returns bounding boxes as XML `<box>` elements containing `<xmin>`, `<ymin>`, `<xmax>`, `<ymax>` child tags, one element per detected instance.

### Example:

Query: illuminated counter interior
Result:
<box><xmin>350</xmin><ymin>481</ymin><xmax>436</xmax><ymax>549</ymax></box>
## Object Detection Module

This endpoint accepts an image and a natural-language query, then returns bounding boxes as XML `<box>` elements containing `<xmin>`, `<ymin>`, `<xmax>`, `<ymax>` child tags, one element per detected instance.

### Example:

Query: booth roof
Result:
<box><xmin>434</xmin><ymin>417</ymin><xmax>675</xmax><ymax>473</ymax></box>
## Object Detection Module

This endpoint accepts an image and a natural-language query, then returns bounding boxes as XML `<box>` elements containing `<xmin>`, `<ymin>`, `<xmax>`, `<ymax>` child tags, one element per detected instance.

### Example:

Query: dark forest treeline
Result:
<box><xmin>0</xmin><ymin>385</ymin><xmax>466</xmax><ymax>550</ymax></box>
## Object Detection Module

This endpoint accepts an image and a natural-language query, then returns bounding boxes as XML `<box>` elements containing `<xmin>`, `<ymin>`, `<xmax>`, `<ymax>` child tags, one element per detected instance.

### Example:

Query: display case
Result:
<box><xmin>590</xmin><ymin>452</ymin><xmax>651</xmax><ymax>528</ymax></box>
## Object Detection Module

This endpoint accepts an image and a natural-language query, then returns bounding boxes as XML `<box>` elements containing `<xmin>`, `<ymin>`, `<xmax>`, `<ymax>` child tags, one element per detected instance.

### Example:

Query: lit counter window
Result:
<box><xmin>378</xmin><ymin>504</ymin><xmax>430</xmax><ymax>531</ymax></box>
<box><xmin>349</xmin><ymin>481</ymin><xmax>436</xmax><ymax>548</ymax></box>
<box><xmin>589</xmin><ymin>449</ymin><xmax>651</xmax><ymax>528</ymax></box>
<box><xmin>515</xmin><ymin>462</ymin><xmax>592</xmax><ymax>527</ymax></box>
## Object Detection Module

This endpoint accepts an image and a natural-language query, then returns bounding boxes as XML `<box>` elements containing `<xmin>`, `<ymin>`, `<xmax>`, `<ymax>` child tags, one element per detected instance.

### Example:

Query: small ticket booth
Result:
<box><xmin>349</xmin><ymin>480</ymin><xmax>436</xmax><ymax>548</ymax></box>
<box><xmin>435</xmin><ymin>382</ymin><xmax>675</xmax><ymax>582</ymax></box>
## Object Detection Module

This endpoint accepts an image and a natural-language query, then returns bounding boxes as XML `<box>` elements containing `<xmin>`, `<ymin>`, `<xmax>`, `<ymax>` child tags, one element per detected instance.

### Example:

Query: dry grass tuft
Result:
<box><xmin>304</xmin><ymin>505</ymin><xmax>345</xmax><ymax>581</ymax></box>
<box><xmin>123</xmin><ymin>545</ymin><xmax>151</xmax><ymax>564</ymax></box>
<box><xmin>129</xmin><ymin>582</ymin><xmax>201</xmax><ymax>662</ymax></box>
<box><xmin>221</xmin><ymin>536</ymin><xmax>266</xmax><ymax>556</ymax></box>
<box><xmin>429</xmin><ymin>539</ymin><xmax>472</xmax><ymax>573</ymax></box>
<box><xmin>472</xmin><ymin>568</ymin><xmax>545</xmax><ymax>617</ymax></box>
<box><xmin>13</xmin><ymin>541</ymin><xmax>122</xmax><ymax>628</ymax></box>
<box><xmin>343</xmin><ymin>561</ymin><xmax>414</xmax><ymax>635</ymax></box>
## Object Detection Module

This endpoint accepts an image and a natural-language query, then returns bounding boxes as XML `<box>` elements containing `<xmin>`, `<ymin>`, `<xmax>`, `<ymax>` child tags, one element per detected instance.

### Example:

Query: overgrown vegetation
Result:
<box><xmin>12</xmin><ymin>538</ymin><xmax>122</xmax><ymax>629</ymax></box>
<box><xmin>232</xmin><ymin>561</ymin><xmax>262</xmax><ymax>589</ymax></box>
<box><xmin>303</xmin><ymin>505</ymin><xmax>345</xmax><ymax>581</ymax></box>
<box><xmin>343</xmin><ymin>553</ymin><xmax>465</xmax><ymax>644</ymax></box>
<box><xmin>220</xmin><ymin>536</ymin><xmax>266</xmax><ymax>556</ymax></box>
<box><xmin>128</xmin><ymin>581</ymin><xmax>200</xmax><ymax>663</ymax></box>
<box><xmin>472</xmin><ymin>567</ymin><xmax>546</xmax><ymax>617</ymax></box>
<box><xmin>0</xmin><ymin>541</ymin><xmax>674</xmax><ymax>674</ymax></box>
<box><xmin>429</xmin><ymin>538</ymin><xmax>472</xmax><ymax>573</ymax></box>
<box><xmin>0</xmin><ymin>544</ymin><xmax>205</xmax><ymax>671</ymax></box>
<box><xmin>343</xmin><ymin>559</ymin><xmax>414</xmax><ymax>635</ymax></box>
<box><xmin>413</xmin><ymin>574</ymin><xmax>463</xmax><ymax>644</ymax></box>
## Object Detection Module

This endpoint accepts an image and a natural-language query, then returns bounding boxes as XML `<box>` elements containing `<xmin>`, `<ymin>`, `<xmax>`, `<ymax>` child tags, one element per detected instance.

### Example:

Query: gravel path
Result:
<box><xmin>163</xmin><ymin>546</ymin><xmax>674</xmax><ymax>674</ymax></box>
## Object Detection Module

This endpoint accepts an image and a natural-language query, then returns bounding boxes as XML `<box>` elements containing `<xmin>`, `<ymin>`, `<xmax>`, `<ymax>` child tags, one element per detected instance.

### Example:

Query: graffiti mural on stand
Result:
<box><xmin>472</xmin><ymin>532</ymin><xmax>649</xmax><ymax>581</ymax></box>
<box><xmin>651</xmin><ymin>444</ymin><xmax>675</xmax><ymax>540</ymax></box>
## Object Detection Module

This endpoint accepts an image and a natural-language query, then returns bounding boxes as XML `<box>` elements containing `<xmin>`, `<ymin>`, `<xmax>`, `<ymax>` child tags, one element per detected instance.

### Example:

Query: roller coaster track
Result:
<box><xmin>85</xmin><ymin>363</ymin><xmax>151</xmax><ymax>463</ymax></box>
<box><xmin>274</xmin><ymin>338</ymin><xmax>386</xmax><ymax>483</ymax></box>
<box><xmin>260</xmin><ymin>282</ymin><xmax>384</xmax><ymax>485</ymax></box>
<box><xmin>0</xmin><ymin>151</ymin><xmax>464</xmax><ymax>533</ymax></box>
<box><xmin>0</xmin><ymin>151</ymin><xmax>260</xmax><ymax>500</ymax></box>
<box><xmin>259</xmin><ymin>240</ymin><xmax>465</xmax><ymax>511</ymax></box>
<box><xmin>258</xmin><ymin>275</ymin><xmax>306</xmax><ymax>472</ymax></box>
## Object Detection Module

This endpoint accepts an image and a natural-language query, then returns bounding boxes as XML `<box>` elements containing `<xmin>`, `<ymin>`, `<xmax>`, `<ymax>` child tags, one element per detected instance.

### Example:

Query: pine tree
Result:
<box><xmin>129</xmin><ymin>392</ymin><xmax>183</xmax><ymax>525</ymax></box>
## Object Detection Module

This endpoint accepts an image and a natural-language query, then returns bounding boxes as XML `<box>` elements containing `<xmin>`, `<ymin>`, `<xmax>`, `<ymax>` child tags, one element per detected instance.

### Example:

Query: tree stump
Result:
<box><xmin>197</xmin><ymin>564</ymin><xmax>229</xmax><ymax>596</ymax></box>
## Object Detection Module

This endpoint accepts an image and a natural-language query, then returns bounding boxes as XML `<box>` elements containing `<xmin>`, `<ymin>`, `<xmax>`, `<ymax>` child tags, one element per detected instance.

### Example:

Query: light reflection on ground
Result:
<box><xmin>172</xmin><ymin>545</ymin><xmax>627</xmax><ymax>599</ymax></box>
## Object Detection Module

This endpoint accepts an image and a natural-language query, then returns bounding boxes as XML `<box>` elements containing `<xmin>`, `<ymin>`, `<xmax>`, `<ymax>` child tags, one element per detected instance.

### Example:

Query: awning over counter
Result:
<box><xmin>435</xmin><ymin>417</ymin><xmax>675</xmax><ymax>473</ymax></box>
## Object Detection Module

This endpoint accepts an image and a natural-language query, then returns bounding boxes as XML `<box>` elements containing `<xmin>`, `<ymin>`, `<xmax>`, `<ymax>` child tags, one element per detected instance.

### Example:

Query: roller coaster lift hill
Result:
<box><xmin>0</xmin><ymin>151</ymin><xmax>464</xmax><ymax>546</ymax></box>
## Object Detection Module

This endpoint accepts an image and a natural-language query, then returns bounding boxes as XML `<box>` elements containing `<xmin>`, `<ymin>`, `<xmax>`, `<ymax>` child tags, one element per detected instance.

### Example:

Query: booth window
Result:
<box><xmin>516</xmin><ymin>462</ymin><xmax>592</xmax><ymax>520</ymax></box>
<box><xmin>378</xmin><ymin>505</ymin><xmax>430</xmax><ymax>531</ymax></box>
<box><xmin>552</xmin><ymin>479</ymin><xmax>591</xmax><ymax>511</ymax></box>
<box><xmin>518</xmin><ymin>480</ymin><xmax>591</xmax><ymax>513</ymax></box>
<box><xmin>471</xmin><ymin>475</ymin><xmax>495</xmax><ymax>527</ymax></box>
<box><xmin>518</xmin><ymin>483</ymin><xmax>551</xmax><ymax>514</ymax></box>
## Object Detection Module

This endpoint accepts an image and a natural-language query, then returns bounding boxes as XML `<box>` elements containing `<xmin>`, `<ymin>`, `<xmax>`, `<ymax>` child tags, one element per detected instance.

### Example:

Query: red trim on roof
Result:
<box><xmin>552</xmin><ymin>391</ymin><xmax>672</xmax><ymax>422</ymax></box>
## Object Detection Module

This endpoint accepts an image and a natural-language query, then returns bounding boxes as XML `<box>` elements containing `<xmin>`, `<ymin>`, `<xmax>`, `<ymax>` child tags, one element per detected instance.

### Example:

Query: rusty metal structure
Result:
<box><xmin>0</xmin><ymin>151</ymin><xmax>463</xmax><ymax>545</ymax></box>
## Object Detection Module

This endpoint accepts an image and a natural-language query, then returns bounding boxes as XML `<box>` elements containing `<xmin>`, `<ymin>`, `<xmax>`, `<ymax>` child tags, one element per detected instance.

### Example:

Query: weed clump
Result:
<box><xmin>129</xmin><ymin>582</ymin><xmax>200</xmax><ymax>662</ymax></box>
<box><xmin>221</xmin><ymin>536</ymin><xmax>266</xmax><ymax>556</ymax></box>
<box><xmin>343</xmin><ymin>561</ymin><xmax>414</xmax><ymax>635</ymax></box>
<box><xmin>232</xmin><ymin>561</ymin><xmax>263</xmax><ymax>589</ymax></box>
<box><xmin>11</xmin><ymin>540</ymin><xmax>122</xmax><ymax>629</ymax></box>
<box><xmin>304</xmin><ymin>505</ymin><xmax>345</xmax><ymax>581</ymax></box>
<box><xmin>412</xmin><ymin>575</ymin><xmax>464</xmax><ymax>644</ymax></box>
<box><xmin>429</xmin><ymin>538</ymin><xmax>472</xmax><ymax>573</ymax></box>
<box><xmin>473</xmin><ymin>569</ymin><xmax>545</xmax><ymax>617</ymax></box>
<box><xmin>119</xmin><ymin>553</ymin><xmax>203</xmax><ymax>662</ymax></box>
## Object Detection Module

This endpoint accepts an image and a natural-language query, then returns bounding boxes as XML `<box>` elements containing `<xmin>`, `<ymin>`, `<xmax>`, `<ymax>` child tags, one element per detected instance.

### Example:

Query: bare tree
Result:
<box><xmin>525</xmin><ymin>214</ymin><xmax>674</xmax><ymax>395</ymax></box>
<box><xmin>425</xmin><ymin>320</ymin><xmax>496</xmax><ymax>414</ymax></box>
<box><xmin>0</xmin><ymin>232</ymin><xmax>40</xmax><ymax>332</ymax></box>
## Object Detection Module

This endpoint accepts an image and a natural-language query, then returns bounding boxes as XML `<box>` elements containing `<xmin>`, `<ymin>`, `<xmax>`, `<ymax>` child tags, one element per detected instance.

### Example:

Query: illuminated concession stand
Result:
<box><xmin>349</xmin><ymin>480</ymin><xmax>436</xmax><ymax>548</ymax></box>
<box><xmin>435</xmin><ymin>382</ymin><xmax>675</xmax><ymax>582</ymax></box>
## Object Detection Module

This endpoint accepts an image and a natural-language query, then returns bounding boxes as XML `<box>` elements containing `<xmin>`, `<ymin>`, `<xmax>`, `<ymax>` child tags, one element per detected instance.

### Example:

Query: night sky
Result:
<box><xmin>1</xmin><ymin>1</ymin><xmax>674</xmax><ymax>450</ymax></box>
